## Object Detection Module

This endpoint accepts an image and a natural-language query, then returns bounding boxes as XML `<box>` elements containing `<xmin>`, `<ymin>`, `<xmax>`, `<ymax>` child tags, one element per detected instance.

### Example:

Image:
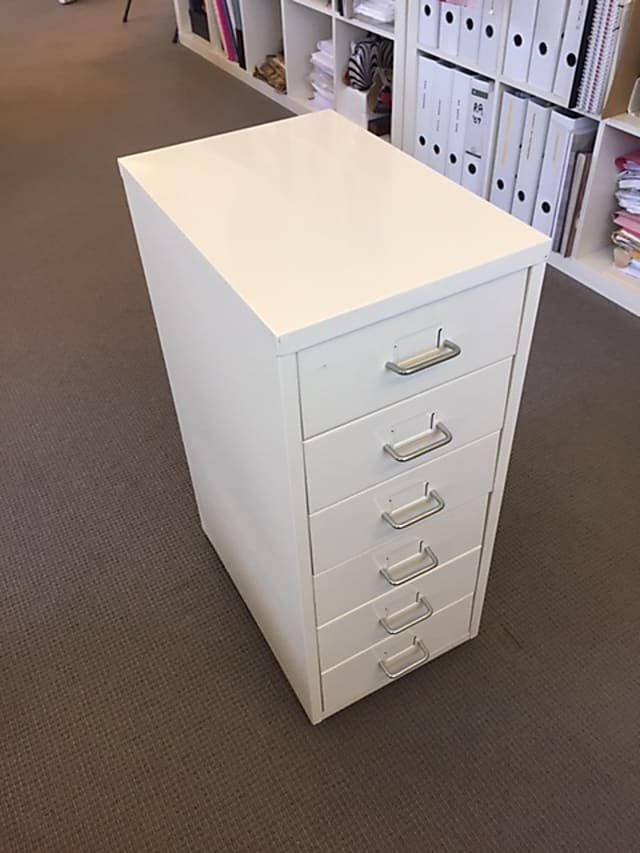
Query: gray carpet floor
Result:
<box><xmin>2</xmin><ymin>1</ymin><xmax>640</xmax><ymax>850</ymax></box>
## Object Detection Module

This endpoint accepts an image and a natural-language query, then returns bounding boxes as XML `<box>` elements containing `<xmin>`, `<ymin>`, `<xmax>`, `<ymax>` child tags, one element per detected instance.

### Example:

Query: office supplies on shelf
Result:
<box><xmin>212</xmin><ymin>0</ymin><xmax>237</xmax><ymax>61</ymax></box>
<box><xmin>490</xmin><ymin>90</ymin><xmax>528</xmax><ymax>210</ymax></box>
<box><xmin>439</xmin><ymin>1</ymin><xmax>463</xmax><ymax>56</ymax></box>
<box><xmin>462</xmin><ymin>75</ymin><xmax>495</xmax><ymax>194</ymax></box>
<box><xmin>553</xmin><ymin>0</ymin><xmax>592</xmax><ymax>101</ymax></box>
<box><xmin>478</xmin><ymin>0</ymin><xmax>506</xmax><ymax>72</ymax></box>
<box><xmin>228</xmin><ymin>0</ymin><xmax>245</xmax><ymax>68</ymax></box>
<box><xmin>418</xmin><ymin>0</ymin><xmax>441</xmax><ymax>47</ymax></box>
<box><xmin>511</xmin><ymin>99</ymin><xmax>552</xmax><ymax>223</ymax></box>
<box><xmin>446</xmin><ymin>67</ymin><xmax>473</xmax><ymax>183</ymax></box>
<box><xmin>458</xmin><ymin>0</ymin><xmax>484</xmax><ymax>64</ymax></box>
<box><xmin>528</xmin><ymin>0</ymin><xmax>571</xmax><ymax>93</ymax></box>
<box><xmin>575</xmin><ymin>0</ymin><xmax>633</xmax><ymax>115</ymax></box>
<box><xmin>503</xmin><ymin>0</ymin><xmax>538</xmax><ymax>83</ymax></box>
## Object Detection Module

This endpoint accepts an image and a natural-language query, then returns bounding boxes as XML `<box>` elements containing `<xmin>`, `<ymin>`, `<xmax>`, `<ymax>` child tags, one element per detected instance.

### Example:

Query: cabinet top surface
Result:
<box><xmin>119</xmin><ymin>111</ymin><xmax>549</xmax><ymax>349</ymax></box>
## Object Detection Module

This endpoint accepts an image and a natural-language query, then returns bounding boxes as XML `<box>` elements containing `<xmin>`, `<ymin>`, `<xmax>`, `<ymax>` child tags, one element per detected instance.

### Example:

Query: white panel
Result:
<box><xmin>439</xmin><ymin>1</ymin><xmax>462</xmax><ymax>55</ymax></box>
<box><xmin>319</xmin><ymin>549</ymin><xmax>480</xmax><ymax>670</ymax></box>
<box><xmin>426</xmin><ymin>62</ymin><xmax>455</xmax><ymax>173</ymax></box>
<box><xmin>445</xmin><ymin>68</ymin><xmax>473</xmax><ymax>184</ymax></box>
<box><xmin>304</xmin><ymin>359</ymin><xmax>511</xmax><ymax>511</ymax></box>
<box><xmin>528</xmin><ymin>0</ymin><xmax>571</xmax><ymax>94</ymax></box>
<box><xmin>477</xmin><ymin>0</ymin><xmax>507</xmax><ymax>72</ymax></box>
<box><xmin>458</xmin><ymin>0</ymin><xmax>484</xmax><ymax>64</ymax></box>
<box><xmin>120</xmin><ymin>178</ymin><xmax>322</xmax><ymax>722</ymax></box>
<box><xmin>418</xmin><ymin>0</ymin><xmax>441</xmax><ymax>48</ymax></box>
<box><xmin>553</xmin><ymin>0</ymin><xmax>592</xmax><ymax>101</ymax></box>
<box><xmin>309</xmin><ymin>432</ymin><xmax>500</xmax><ymax>573</ymax></box>
<box><xmin>414</xmin><ymin>55</ymin><xmax>440</xmax><ymax>163</ymax></box>
<box><xmin>490</xmin><ymin>90</ymin><xmax>529</xmax><ymax>211</ymax></box>
<box><xmin>511</xmin><ymin>99</ymin><xmax>553</xmax><ymax>224</ymax></box>
<box><xmin>322</xmin><ymin>596</ymin><xmax>473</xmax><ymax>717</ymax></box>
<box><xmin>314</xmin><ymin>496</ymin><xmax>488</xmax><ymax>624</ymax></box>
<box><xmin>298</xmin><ymin>270</ymin><xmax>526</xmax><ymax>437</ymax></box>
<box><xmin>461</xmin><ymin>76</ymin><xmax>495</xmax><ymax>196</ymax></box>
<box><xmin>532</xmin><ymin>113</ymin><xmax>596</xmax><ymax>238</ymax></box>
<box><xmin>503</xmin><ymin>0</ymin><xmax>539</xmax><ymax>82</ymax></box>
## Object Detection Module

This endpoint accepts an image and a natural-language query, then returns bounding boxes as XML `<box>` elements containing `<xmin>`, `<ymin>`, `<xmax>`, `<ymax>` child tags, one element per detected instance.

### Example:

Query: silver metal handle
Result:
<box><xmin>378</xmin><ymin>638</ymin><xmax>430</xmax><ymax>679</ymax></box>
<box><xmin>386</xmin><ymin>339</ymin><xmax>461</xmax><ymax>376</ymax></box>
<box><xmin>383</xmin><ymin>422</ymin><xmax>453</xmax><ymax>463</ymax></box>
<box><xmin>381</xmin><ymin>490</ymin><xmax>445</xmax><ymax>531</ymax></box>
<box><xmin>379</xmin><ymin>594</ymin><xmax>434</xmax><ymax>635</ymax></box>
<box><xmin>380</xmin><ymin>546</ymin><xmax>439</xmax><ymax>586</ymax></box>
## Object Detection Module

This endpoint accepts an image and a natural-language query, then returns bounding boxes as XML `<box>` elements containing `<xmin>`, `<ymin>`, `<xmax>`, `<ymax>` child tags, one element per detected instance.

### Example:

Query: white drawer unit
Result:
<box><xmin>304</xmin><ymin>359</ymin><xmax>512</xmax><ymax>512</ymax></box>
<box><xmin>120</xmin><ymin>112</ymin><xmax>550</xmax><ymax>723</ymax></box>
<box><xmin>318</xmin><ymin>548</ymin><xmax>481</xmax><ymax>671</ymax></box>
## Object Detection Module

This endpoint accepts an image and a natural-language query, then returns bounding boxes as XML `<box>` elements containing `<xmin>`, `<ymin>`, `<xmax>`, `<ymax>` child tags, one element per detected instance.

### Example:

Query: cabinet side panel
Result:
<box><xmin>121</xmin><ymin>175</ymin><xmax>322</xmax><ymax>722</ymax></box>
<box><xmin>470</xmin><ymin>261</ymin><xmax>546</xmax><ymax>635</ymax></box>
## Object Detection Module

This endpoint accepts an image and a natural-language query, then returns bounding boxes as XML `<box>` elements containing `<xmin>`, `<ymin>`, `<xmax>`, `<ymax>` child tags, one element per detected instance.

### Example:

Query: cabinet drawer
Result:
<box><xmin>322</xmin><ymin>596</ymin><xmax>473</xmax><ymax>718</ymax></box>
<box><xmin>318</xmin><ymin>548</ymin><xmax>480</xmax><ymax>671</ymax></box>
<box><xmin>298</xmin><ymin>270</ymin><xmax>526</xmax><ymax>438</ymax></box>
<box><xmin>310</xmin><ymin>432</ymin><xmax>499</xmax><ymax>574</ymax></box>
<box><xmin>304</xmin><ymin>359</ymin><xmax>510</xmax><ymax>512</ymax></box>
<box><xmin>314</xmin><ymin>494</ymin><xmax>488</xmax><ymax>625</ymax></box>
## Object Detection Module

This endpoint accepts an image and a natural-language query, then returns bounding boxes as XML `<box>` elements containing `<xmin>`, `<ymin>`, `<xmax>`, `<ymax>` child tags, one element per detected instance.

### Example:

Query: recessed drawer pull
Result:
<box><xmin>380</xmin><ymin>545</ymin><xmax>439</xmax><ymax>586</ymax></box>
<box><xmin>381</xmin><ymin>490</ymin><xmax>445</xmax><ymax>530</ymax></box>
<box><xmin>379</xmin><ymin>593</ymin><xmax>434</xmax><ymax>635</ymax></box>
<box><xmin>378</xmin><ymin>638</ymin><xmax>430</xmax><ymax>679</ymax></box>
<box><xmin>383</xmin><ymin>422</ymin><xmax>453</xmax><ymax>463</ymax></box>
<box><xmin>385</xmin><ymin>340</ymin><xmax>462</xmax><ymax>376</ymax></box>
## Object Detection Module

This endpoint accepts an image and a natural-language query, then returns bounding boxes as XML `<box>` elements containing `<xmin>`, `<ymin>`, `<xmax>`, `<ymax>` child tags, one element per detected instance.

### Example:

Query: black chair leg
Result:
<box><xmin>122</xmin><ymin>0</ymin><xmax>133</xmax><ymax>23</ymax></box>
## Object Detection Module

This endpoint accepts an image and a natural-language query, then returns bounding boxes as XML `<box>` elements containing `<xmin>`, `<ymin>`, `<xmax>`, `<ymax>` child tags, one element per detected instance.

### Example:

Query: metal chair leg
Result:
<box><xmin>122</xmin><ymin>0</ymin><xmax>133</xmax><ymax>23</ymax></box>
<box><xmin>172</xmin><ymin>26</ymin><xmax>178</xmax><ymax>43</ymax></box>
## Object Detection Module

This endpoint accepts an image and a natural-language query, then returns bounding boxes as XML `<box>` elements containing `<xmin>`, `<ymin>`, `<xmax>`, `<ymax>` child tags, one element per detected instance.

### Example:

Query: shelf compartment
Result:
<box><xmin>239</xmin><ymin>0</ymin><xmax>284</xmax><ymax>75</ymax></box>
<box><xmin>283</xmin><ymin>0</ymin><xmax>333</xmax><ymax>103</ymax></box>
<box><xmin>336</xmin><ymin>13</ymin><xmax>394</xmax><ymax>41</ymax></box>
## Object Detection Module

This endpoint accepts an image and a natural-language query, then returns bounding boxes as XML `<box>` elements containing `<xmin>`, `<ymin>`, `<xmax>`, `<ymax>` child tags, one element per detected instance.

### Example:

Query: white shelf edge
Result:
<box><xmin>605</xmin><ymin>113</ymin><xmax>640</xmax><ymax>136</ymax></box>
<box><xmin>290</xmin><ymin>0</ymin><xmax>333</xmax><ymax>16</ymax></box>
<box><xmin>335</xmin><ymin>13</ymin><xmax>395</xmax><ymax>41</ymax></box>
<box><xmin>549</xmin><ymin>250</ymin><xmax>640</xmax><ymax>316</ymax></box>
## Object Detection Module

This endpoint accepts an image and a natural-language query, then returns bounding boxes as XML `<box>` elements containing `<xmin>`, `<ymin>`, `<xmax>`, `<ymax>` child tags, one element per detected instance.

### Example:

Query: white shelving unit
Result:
<box><xmin>173</xmin><ymin>0</ymin><xmax>407</xmax><ymax>146</ymax></box>
<box><xmin>173</xmin><ymin>0</ymin><xmax>640</xmax><ymax>316</ymax></box>
<box><xmin>401</xmin><ymin>0</ymin><xmax>640</xmax><ymax>317</ymax></box>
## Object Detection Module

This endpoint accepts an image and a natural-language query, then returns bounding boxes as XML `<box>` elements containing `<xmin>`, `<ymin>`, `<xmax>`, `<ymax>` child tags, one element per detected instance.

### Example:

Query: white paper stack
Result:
<box><xmin>310</xmin><ymin>39</ymin><xmax>335</xmax><ymax>109</ymax></box>
<box><xmin>353</xmin><ymin>0</ymin><xmax>395</xmax><ymax>24</ymax></box>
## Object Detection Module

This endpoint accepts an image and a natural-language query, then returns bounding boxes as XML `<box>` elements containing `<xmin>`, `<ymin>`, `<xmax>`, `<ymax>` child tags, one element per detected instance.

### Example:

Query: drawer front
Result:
<box><xmin>298</xmin><ymin>270</ymin><xmax>526</xmax><ymax>438</ymax></box>
<box><xmin>310</xmin><ymin>432</ymin><xmax>499</xmax><ymax>574</ymax></box>
<box><xmin>322</xmin><ymin>596</ymin><xmax>473</xmax><ymax>718</ymax></box>
<box><xmin>304</xmin><ymin>359</ymin><xmax>511</xmax><ymax>512</ymax></box>
<box><xmin>314</xmin><ymin>494</ymin><xmax>488</xmax><ymax>625</ymax></box>
<box><xmin>318</xmin><ymin>548</ymin><xmax>480</xmax><ymax>671</ymax></box>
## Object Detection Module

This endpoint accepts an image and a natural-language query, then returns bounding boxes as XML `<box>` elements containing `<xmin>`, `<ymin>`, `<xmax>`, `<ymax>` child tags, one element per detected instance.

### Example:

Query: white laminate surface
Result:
<box><xmin>119</xmin><ymin>111</ymin><xmax>550</xmax><ymax>352</ymax></box>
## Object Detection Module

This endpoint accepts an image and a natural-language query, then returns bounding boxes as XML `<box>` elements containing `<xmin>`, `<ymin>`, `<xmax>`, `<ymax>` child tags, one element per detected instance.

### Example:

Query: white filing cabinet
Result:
<box><xmin>119</xmin><ymin>111</ymin><xmax>550</xmax><ymax>723</ymax></box>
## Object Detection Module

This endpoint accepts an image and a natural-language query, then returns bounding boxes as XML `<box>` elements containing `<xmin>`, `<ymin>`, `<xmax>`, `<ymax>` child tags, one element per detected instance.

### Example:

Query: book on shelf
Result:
<box><xmin>212</xmin><ymin>0</ymin><xmax>238</xmax><ymax>63</ymax></box>
<box><xmin>612</xmin><ymin>149</ymin><xmax>640</xmax><ymax>275</ymax></box>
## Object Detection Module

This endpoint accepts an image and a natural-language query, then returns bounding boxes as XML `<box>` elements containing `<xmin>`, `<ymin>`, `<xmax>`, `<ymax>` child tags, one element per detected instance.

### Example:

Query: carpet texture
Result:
<box><xmin>1</xmin><ymin>2</ymin><xmax>640</xmax><ymax>851</ymax></box>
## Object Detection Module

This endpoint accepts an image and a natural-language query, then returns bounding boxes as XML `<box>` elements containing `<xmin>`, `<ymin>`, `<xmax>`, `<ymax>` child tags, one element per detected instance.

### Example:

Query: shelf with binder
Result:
<box><xmin>172</xmin><ymin>0</ymin><xmax>406</xmax><ymax>145</ymax></box>
<box><xmin>335</xmin><ymin>12</ymin><xmax>395</xmax><ymax>40</ymax></box>
<box><xmin>403</xmin><ymin>0</ymin><xmax>640</xmax><ymax>316</ymax></box>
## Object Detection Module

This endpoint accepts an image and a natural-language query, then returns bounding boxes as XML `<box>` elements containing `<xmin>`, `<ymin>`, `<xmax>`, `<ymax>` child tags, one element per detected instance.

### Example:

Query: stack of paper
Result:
<box><xmin>353</xmin><ymin>0</ymin><xmax>396</xmax><ymax>24</ymax></box>
<box><xmin>612</xmin><ymin>150</ymin><xmax>640</xmax><ymax>276</ymax></box>
<box><xmin>309</xmin><ymin>40</ymin><xmax>335</xmax><ymax>109</ymax></box>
